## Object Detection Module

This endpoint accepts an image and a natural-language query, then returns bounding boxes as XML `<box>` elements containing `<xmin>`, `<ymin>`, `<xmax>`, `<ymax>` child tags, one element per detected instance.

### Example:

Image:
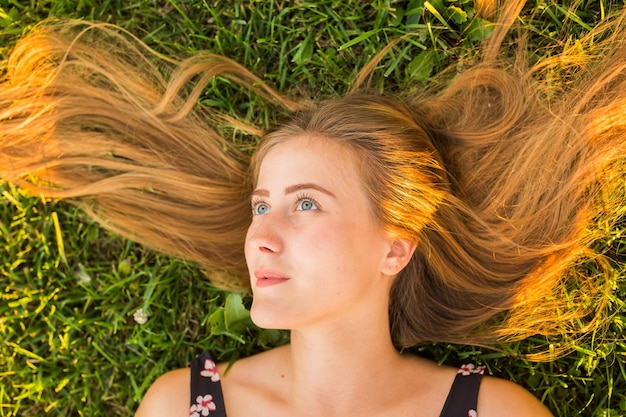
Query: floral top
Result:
<box><xmin>189</xmin><ymin>352</ymin><xmax>226</xmax><ymax>417</ymax></box>
<box><xmin>189</xmin><ymin>351</ymin><xmax>485</xmax><ymax>417</ymax></box>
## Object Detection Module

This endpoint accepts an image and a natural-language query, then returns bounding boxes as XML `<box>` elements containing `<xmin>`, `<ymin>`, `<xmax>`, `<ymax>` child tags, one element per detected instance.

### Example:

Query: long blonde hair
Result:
<box><xmin>1</xmin><ymin>3</ymin><xmax>625</xmax><ymax>351</ymax></box>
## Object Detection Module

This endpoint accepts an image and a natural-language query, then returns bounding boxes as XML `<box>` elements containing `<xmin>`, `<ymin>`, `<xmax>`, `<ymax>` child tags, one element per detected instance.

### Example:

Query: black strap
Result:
<box><xmin>189</xmin><ymin>351</ymin><xmax>227</xmax><ymax>417</ymax></box>
<box><xmin>439</xmin><ymin>364</ymin><xmax>484</xmax><ymax>417</ymax></box>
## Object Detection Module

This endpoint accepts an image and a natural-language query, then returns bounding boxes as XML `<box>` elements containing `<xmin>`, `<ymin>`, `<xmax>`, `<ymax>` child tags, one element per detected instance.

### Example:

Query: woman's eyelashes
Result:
<box><xmin>251</xmin><ymin>198</ymin><xmax>270</xmax><ymax>215</ymax></box>
<box><xmin>250</xmin><ymin>193</ymin><xmax>321</xmax><ymax>215</ymax></box>
<box><xmin>295</xmin><ymin>193</ymin><xmax>320</xmax><ymax>211</ymax></box>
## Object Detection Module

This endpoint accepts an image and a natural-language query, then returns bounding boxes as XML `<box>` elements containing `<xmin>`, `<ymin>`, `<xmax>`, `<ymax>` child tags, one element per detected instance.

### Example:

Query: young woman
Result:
<box><xmin>134</xmin><ymin>97</ymin><xmax>558</xmax><ymax>416</ymax></box>
<box><xmin>1</xmin><ymin>1</ymin><xmax>625</xmax><ymax>416</ymax></box>
<box><xmin>135</xmin><ymin>118</ymin><xmax>554</xmax><ymax>417</ymax></box>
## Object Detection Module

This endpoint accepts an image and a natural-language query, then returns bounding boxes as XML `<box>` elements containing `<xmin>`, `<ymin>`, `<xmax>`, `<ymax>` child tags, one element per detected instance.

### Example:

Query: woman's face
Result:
<box><xmin>244</xmin><ymin>135</ymin><xmax>396</xmax><ymax>331</ymax></box>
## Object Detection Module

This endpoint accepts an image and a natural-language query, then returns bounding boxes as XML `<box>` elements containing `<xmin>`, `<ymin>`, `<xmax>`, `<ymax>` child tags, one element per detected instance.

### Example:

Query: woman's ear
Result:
<box><xmin>382</xmin><ymin>238</ymin><xmax>417</xmax><ymax>276</ymax></box>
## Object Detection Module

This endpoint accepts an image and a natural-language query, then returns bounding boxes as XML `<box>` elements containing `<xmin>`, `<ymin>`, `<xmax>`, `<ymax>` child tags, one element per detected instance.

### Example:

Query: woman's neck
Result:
<box><xmin>280</xmin><ymin>310</ymin><xmax>409</xmax><ymax>415</ymax></box>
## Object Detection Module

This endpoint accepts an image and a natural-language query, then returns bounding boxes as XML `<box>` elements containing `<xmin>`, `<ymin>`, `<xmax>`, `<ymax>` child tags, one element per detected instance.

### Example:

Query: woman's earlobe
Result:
<box><xmin>382</xmin><ymin>239</ymin><xmax>417</xmax><ymax>276</ymax></box>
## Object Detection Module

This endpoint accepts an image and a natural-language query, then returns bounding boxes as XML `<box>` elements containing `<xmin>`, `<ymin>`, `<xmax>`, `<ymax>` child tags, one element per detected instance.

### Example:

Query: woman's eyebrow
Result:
<box><xmin>251</xmin><ymin>183</ymin><xmax>336</xmax><ymax>198</ymax></box>
<box><xmin>251</xmin><ymin>189</ymin><xmax>269</xmax><ymax>197</ymax></box>
<box><xmin>285</xmin><ymin>183</ymin><xmax>336</xmax><ymax>197</ymax></box>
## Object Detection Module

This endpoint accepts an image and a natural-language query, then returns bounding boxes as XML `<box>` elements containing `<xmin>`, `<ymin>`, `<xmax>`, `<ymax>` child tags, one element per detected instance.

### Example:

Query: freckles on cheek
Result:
<box><xmin>307</xmin><ymin>230</ymin><xmax>344</xmax><ymax>270</ymax></box>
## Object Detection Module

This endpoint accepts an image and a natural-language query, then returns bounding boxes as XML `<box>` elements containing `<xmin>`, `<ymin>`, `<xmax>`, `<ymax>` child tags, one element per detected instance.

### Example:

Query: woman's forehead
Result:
<box><xmin>255</xmin><ymin>136</ymin><xmax>363</xmax><ymax>193</ymax></box>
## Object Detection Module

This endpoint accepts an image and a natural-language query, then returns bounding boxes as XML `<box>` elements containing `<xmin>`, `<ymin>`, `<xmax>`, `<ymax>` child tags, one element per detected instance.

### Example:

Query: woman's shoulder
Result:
<box><xmin>133</xmin><ymin>348</ymin><xmax>282</xmax><ymax>417</ymax></box>
<box><xmin>404</xmin><ymin>357</ymin><xmax>553</xmax><ymax>416</ymax></box>
<box><xmin>478</xmin><ymin>374</ymin><xmax>554</xmax><ymax>417</ymax></box>
<box><xmin>419</xmin><ymin>358</ymin><xmax>553</xmax><ymax>417</ymax></box>
<box><xmin>134</xmin><ymin>367</ymin><xmax>190</xmax><ymax>417</ymax></box>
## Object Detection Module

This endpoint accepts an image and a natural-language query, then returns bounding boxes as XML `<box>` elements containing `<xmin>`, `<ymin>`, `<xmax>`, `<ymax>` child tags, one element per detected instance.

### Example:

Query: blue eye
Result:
<box><xmin>297</xmin><ymin>198</ymin><xmax>318</xmax><ymax>211</ymax></box>
<box><xmin>252</xmin><ymin>201</ymin><xmax>270</xmax><ymax>215</ymax></box>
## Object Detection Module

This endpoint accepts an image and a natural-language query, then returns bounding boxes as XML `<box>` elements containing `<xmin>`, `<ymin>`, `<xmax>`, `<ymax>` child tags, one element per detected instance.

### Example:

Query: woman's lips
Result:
<box><xmin>256</xmin><ymin>277</ymin><xmax>290</xmax><ymax>287</ymax></box>
<box><xmin>254</xmin><ymin>269</ymin><xmax>290</xmax><ymax>287</ymax></box>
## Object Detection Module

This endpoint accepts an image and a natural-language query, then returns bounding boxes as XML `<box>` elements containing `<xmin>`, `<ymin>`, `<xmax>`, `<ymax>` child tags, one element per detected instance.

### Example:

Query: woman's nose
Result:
<box><xmin>246</xmin><ymin>216</ymin><xmax>285</xmax><ymax>254</ymax></box>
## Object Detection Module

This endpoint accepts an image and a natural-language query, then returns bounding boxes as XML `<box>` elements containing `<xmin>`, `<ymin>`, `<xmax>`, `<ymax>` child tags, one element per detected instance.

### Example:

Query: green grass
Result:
<box><xmin>1</xmin><ymin>1</ymin><xmax>625</xmax><ymax>416</ymax></box>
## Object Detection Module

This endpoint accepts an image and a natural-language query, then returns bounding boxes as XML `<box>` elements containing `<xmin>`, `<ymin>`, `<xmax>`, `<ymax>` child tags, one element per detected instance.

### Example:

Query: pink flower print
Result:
<box><xmin>458</xmin><ymin>363</ymin><xmax>486</xmax><ymax>376</ymax></box>
<box><xmin>190</xmin><ymin>394</ymin><xmax>216</xmax><ymax>417</ymax></box>
<box><xmin>468</xmin><ymin>409</ymin><xmax>477</xmax><ymax>417</ymax></box>
<box><xmin>200</xmin><ymin>359</ymin><xmax>220</xmax><ymax>382</ymax></box>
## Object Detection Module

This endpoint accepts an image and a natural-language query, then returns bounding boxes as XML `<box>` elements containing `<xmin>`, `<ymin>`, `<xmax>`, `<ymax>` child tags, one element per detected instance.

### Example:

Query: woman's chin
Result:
<box><xmin>250</xmin><ymin>304</ymin><xmax>290</xmax><ymax>330</ymax></box>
